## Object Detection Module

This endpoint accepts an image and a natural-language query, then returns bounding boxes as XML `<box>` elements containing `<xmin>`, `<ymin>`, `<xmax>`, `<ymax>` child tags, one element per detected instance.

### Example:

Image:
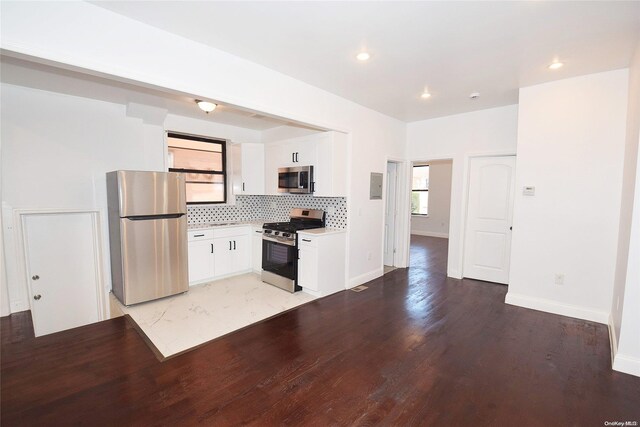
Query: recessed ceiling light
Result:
<box><xmin>421</xmin><ymin>92</ymin><xmax>432</xmax><ymax>99</ymax></box>
<box><xmin>469</xmin><ymin>92</ymin><xmax>480</xmax><ymax>99</ymax></box>
<box><xmin>356</xmin><ymin>52</ymin><xmax>371</xmax><ymax>61</ymax></box>
<box><xmin>548</xmin><ymin>61</ymin><xmax>564</xmax><ymax>70</ymax></box>
<box><xmin>196</xmin><ymin>100</ymin><xmax>217</xmax><ymax>113</ymax></box>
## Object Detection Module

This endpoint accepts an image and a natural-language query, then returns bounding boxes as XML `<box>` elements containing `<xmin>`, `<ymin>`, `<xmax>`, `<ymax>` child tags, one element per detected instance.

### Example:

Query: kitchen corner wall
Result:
<box><xmin>188</xmin><ymin>195</ymin><xmax>347</xmax><ymax>228</ymax></box>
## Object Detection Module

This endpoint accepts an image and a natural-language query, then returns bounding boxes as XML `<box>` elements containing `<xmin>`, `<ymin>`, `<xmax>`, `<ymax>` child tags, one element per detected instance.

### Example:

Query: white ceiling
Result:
<box><xmin>92</xmin><ymin>1</ymin><xmax>640</xmax><ymax>122</ymax></box>
<box><xmin>0</xmin><ymin>56</ymin><xmax>313</xmax><ymax>131</ymax></box>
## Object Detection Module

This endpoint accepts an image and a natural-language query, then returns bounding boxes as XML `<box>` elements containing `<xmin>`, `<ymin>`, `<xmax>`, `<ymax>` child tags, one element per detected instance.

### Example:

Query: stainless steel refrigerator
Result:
<box><xmin>107</xmin><ymin>171</ymin><xmax>188</xmax><ymax>305</ymax></box>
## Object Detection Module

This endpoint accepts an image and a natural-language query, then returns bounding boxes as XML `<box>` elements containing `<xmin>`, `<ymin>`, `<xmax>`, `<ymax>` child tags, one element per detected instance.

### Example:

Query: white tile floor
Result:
<box><xmin>111</xmin><ymin>273</ymin><xmax>317</xmax><ymax>358</ymax></box>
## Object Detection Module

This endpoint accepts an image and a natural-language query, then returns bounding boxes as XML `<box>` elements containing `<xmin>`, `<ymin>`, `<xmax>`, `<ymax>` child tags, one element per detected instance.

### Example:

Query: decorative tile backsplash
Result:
<box><xmin>187</xmin><ymin>195</ymin><xmax>347</xmax><ymax>228</ymax></box>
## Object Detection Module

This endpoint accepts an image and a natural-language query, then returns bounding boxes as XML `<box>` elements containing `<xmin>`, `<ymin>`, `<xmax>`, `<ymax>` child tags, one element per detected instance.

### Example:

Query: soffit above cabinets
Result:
<box><xmin>0</xmin><ymin>56</ymin><xmax>320</xmax><ymax>132</ymax></box>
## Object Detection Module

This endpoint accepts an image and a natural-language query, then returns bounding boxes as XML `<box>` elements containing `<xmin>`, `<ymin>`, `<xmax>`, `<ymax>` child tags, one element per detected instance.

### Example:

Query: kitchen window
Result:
<box><xmin>411</xmin><ymin>165</ymin><xmax>429</xmax><ymax>215</ymax></box>
<box><xmin>167</xmin><ymin>132</ymin><xmax>226</xmax><ymax>204</ymax></box>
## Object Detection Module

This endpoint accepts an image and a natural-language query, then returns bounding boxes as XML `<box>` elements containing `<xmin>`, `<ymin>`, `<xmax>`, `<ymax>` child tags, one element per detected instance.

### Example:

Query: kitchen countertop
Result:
<box><xmin>189</xmin><ymin>221</ymin><xmax>346</xmax><ymax>235</ymax></box>
<box><xmin>297</xmin><ymin>227</ymin><xmax>346</xmax><ymax>236</ymax></box>
<box><xmin>188</xmin><ymin>219</ymin><xmax>267</xmax><ymax>231</ymax></box>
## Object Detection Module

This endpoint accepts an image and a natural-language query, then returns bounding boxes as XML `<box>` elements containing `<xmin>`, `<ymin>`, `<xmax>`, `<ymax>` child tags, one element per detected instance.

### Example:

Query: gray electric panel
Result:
<box><xmin>370</xmin><ymin>172</ymin><xmax>383</xmax><ymax>199</ymax></box>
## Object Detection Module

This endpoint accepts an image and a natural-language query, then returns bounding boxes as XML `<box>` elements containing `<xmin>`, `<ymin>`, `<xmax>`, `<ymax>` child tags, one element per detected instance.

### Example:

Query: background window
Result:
<box><xmin>411</xmin><ymin>165</ymin><xmax>429</xmax><ymax>215</ymax></box>
<box><xmin>167</xmin><ymin>132</ymin><xmax>226</xmax><ymax>204</ymax></box>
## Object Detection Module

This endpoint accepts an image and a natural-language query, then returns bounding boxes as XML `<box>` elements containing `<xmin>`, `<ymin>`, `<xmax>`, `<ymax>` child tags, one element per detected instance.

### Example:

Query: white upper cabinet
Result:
<box><xmin>313</xmin><ymin>132</ymin><xmax>347</xmax><ymax>197</ymax></box>
<box><xmin>281</xmin><ymin>138</ymin><xmax>317</xmax><ymax>166</ymax></box>
<box><xmin>231</xmin><ymin>143</ymin><xmax>265</xmax><ymax>195</ymax></box>
<box><xmin>263</xmin><ymin>131</ymin><xmax>347</xmax><ymax>197</ymax></box>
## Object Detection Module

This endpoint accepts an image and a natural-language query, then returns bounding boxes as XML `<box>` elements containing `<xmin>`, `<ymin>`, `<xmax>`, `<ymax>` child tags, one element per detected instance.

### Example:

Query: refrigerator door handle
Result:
<box><xmin>126</xmin><ymin>213</ymin><xmax>185</xmax><ymax>221</ymax></box>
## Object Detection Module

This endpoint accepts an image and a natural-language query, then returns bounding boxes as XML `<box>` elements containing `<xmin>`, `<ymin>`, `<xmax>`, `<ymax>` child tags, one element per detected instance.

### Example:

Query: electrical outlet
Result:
<box><xmin>554</xmin><ymin>273</ymin><xmax>565</xmax><ymax>286</ymax></box>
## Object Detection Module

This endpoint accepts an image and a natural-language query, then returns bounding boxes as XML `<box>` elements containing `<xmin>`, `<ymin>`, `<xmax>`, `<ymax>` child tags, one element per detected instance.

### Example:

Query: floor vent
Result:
<box><xmin>351</xmin><ymin>285</ymin><xmax>369</xmax><ymax>293</ymax></box>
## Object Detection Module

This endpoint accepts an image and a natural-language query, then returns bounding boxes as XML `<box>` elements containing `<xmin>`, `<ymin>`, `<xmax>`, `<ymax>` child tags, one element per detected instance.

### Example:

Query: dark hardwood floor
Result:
<box><xmin>2</xmin><ymin>235</ymin><xmax>639</xmax><ymax>425</ymax></box>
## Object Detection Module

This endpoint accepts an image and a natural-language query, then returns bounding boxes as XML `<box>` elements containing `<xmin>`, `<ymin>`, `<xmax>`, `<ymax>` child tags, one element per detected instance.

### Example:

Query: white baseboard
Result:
<box><xmin>613</xmin><ymin>353</ymin><xmax>640</xmax><ymax>377</ymax></box>
<box><xmin>411</xmin><ymin>231</ymin><xmax>449</xmax><ymax>238</ymax></box>
<box><xmin>348</xmin><ymin>268</ymin><xmax>383</xmax><ymax>288</ymax></box>
<box><xmin>505</xmin><ymin>292</ymin><xmax>609</xmax><ymax>324</ymax></box>
<box><xmin>447</xmin><ymin>268</ymin><xmax>462</xmax><ymax>279</ymax></box>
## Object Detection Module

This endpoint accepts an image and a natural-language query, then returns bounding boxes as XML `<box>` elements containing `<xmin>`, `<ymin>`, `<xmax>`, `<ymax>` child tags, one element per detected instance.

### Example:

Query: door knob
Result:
<box><xmin>33</xmin><ymin>294</ymin><xmax>41</xmax><ymax>301</ymax></box>
<box><xmin>32</xmin><ymin>275</ymin><xmax>40</xmax><ymax>280</ymax></box>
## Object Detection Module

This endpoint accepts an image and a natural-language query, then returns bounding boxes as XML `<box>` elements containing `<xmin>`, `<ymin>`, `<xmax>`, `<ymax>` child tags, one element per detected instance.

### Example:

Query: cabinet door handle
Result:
<box><xmin>295</xmin><ymin>152</ymin><xmax>299</xmax><ymax>162</ymax></box>
<box><xmin>292</xmin><ymin>152</ymin><xmax>295</xmax><ymax>163</ymax></box>
<box><xmin>302</xmin><ymin>239</ymin><xmax>311</xmax><ymax>242</ymax></box>
<box><xmin>211</xmin><ymin>243</ymin><xmax>214</xmax><ymax>253</ymax></box>
<box><xmin>229</xmin><ymin>241</ymin><xmax>232</xmax><ymax>251</ymax></box>
<box><xmin>311</xmin><ymin>181</ymin><xmax>315</xmax><ymax>193</ymax></box>
<box><xmin>255</xmin><ymin>230</ymin><xmax>262</xmax><ymax>233</ymax></box>
<box><xmin>242</xmin><ymin>182</ymin><xmax>245</xmax><ymax>191</ymax></box>
<box><xmin>194</xmin><ymin>234</ymin><xmax>204</xmax><ymax>237</ymax></box>
<box><xmin>297</xmin><ymin>249</ymin><xmax>300</xmax><ymax>260</ymax></box>
<box><xmin>233</xmin><ymin>240</ymin><xmax>236</xmax><ymax>250</ymax></box>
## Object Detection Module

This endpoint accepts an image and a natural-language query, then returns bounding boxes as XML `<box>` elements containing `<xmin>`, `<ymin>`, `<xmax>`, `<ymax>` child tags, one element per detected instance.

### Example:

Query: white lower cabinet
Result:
<box><xmin>297</xmin><ymin>230</ymin><xmax>346</xmax><ymax>297</ymax></box>
<box><xmin>298</xmin><ymin>244</ymin><xmax>319</xmax><ymax>292</ymax></box>
<box><xmin>214</xmin><ymin>233</ymin><xmax>250</xmax><ymax>277</ymax></box>
<box><xmin>188</xmin><ymin>239</ymin><xmax>215</xmax><ymax>283</ymax></box>
<box><xmin>187</xmin><ymin>226</ymin><xmax>251</xmax><ymax>285</ymax></box>
<box><xmin>251</xmin><ymin>226</ymin><xmax>263</xmax><ymax>273</ymax></box>
<box><xmin>188</xmin><ymin>225</ymin><xmax>346</xmax><ymax>295</ymax></box>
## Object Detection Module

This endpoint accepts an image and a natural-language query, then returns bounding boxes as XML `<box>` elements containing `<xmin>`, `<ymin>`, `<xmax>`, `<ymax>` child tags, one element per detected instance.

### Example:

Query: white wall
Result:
<box><xmin>166</xmin><ymin>114</ymin><xmax>261</xmax><ymax>145</ymax></box>
<box><xmin>411</xmin><ymin>160</ymin><xmax>452</xmax><ymax>238</ymax></box>
<box><xmin>0</xmin><ymin>1</ymin><xmax>407</xmax><ymax>288</ymax></box>
<box><xmin>1</xmin><ymin>83</ymin><xmax>164</xmax><ymax>312</ymax></box>
<box><xmin>0</xmin><ymin>123</ymin><xmax>10</xmax><ymax>316</ymax></box>
<box><xmin>261</xmin><ymin>125</ymin><xmax>321</xmax><ymax>144</ymax></box>
<box><xmin>611</xmin><ymin>41</ymin><xmax>640</xmax><ymax>377</ymax></box>
<box><xmin>407</xmin><ymin>105</ymin><xmax>519</xmax><ymax>278</ymax></box>
<box><xmin>506</xmin><ymin>69</ymin><xmax>629</xmax><ymax>324</ymax></box>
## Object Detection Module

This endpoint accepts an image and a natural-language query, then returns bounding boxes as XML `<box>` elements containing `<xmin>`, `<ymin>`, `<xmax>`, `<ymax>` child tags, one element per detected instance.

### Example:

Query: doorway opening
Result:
<box><xmin>409</xmin><ymin>159</ymin><xmax>453</xmax><ymax>268</ymax></box>
<box><xmin>384</xmin><ymin>161</ymin><xmax>399</xmax><ymax>273</ymax></box>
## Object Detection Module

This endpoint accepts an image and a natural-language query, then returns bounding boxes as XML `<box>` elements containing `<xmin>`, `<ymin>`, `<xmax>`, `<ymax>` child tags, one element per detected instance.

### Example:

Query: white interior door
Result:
<box><xmin>384</xmin><ymin>162</ymin><xmax>397</xmax><ymax>266</ymax></box>
<box><xmin>24</xmin><ymin>212</ymin><xmax>101</xmax><ymax>336</ymax></box>
<box><xmin>463</xmin><ymin>156</ymin><xmax>516</xmax><ymax>284</ymax></box>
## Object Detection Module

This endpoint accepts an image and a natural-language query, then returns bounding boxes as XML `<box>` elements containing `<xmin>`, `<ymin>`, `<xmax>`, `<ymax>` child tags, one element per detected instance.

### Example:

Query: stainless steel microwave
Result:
<box><xmin>278</xmin><ymin>166</ymin><xmax>314</xmax><ymax>194</ymax></box>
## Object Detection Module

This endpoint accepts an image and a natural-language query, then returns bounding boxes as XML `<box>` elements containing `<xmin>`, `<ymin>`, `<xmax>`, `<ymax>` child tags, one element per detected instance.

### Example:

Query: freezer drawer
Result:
<box><xmin>108</xmin><ymin>170</ymin><xmax>186</xmax><ymax>217</ymax></box>
<box><xmin>117</xmin><ymin>215</ymin><xmax>188</xmax><ymax>305</ymax></box>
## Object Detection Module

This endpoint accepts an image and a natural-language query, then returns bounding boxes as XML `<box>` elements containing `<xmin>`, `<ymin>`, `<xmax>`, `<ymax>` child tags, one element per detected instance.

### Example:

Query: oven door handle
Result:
<box><xmin>262</xmin><ymin>235</ymin><xmax>296</xmax><ymax>246</ymax></box>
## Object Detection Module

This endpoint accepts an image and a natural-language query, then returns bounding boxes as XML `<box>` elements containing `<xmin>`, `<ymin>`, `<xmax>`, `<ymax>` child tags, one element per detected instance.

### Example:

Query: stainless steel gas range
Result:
<box><xmin>261</xmin><ymin>208</ymin><xmax>325</xmax><ymax>292</ymax></box>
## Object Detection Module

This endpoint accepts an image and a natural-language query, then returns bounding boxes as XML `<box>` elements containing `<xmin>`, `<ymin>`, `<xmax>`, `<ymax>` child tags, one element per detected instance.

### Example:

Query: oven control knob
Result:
<box><xmin>274</xmin><ymin>232</ymin><xmax>280</xmax><ymax>236</ymax></box>
<box><xmin>264</xmin><ymin>230</ymin><xmax>271</xmax><ymax>234</ymax></box>
<box><xmin>283</xmin><ymin>233</ymin><xmax>290</xmax><ymax>238</ymax></box>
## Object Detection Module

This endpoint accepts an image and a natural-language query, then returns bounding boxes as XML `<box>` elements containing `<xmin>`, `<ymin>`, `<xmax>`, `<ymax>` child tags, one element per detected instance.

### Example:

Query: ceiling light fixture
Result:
<box><xmin>421</xmin><ymin>92</ymin><xmax>432</xmax><ymax>99</ymax></box>
<box><xmin>196</xmin><ymin>100</ymin><xmax>217</xmax><ymax>113</ymax></box>
<box><xmin>548</xmin><ymin>61</ymin><xmax>564</xmax><ymax>70</ymax></box>
<box><xmin>356</xmin><ymin>52</ymin><xmax>371</xmax><ymax>61</ymax></box>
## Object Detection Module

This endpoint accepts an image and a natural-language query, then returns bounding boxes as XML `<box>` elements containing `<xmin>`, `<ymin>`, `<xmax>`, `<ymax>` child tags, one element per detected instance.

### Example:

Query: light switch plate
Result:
<box><xmin>523</xmin><ymin>186</ymin><xmax>536</xmax><ymax>196</ymax></box>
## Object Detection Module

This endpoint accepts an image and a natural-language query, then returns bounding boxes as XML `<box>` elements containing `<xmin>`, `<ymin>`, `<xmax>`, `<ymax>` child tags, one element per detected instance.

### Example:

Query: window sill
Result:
<box><xmin>411</xmin><ymin>214</ymin><xmax>429</xmax><ymax>217</ymax></box>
